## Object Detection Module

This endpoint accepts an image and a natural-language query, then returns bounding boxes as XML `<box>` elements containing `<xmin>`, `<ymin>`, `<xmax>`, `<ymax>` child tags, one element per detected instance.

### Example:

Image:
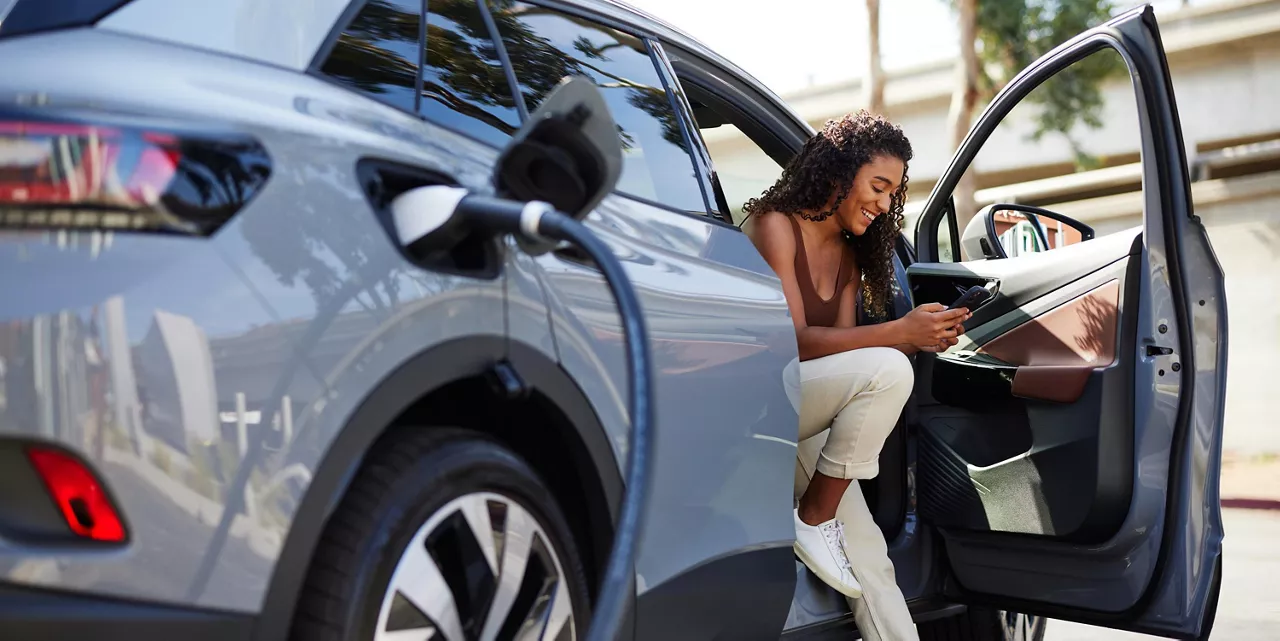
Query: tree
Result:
<box><xmin>946</xmin><ymin>0</ymin><xmax>980</xmax><ymax>237</ymax></box>
<box><xmin>864</xmin><ymin>0</ymin><xmax>886</xmax><ymax>114</ymax></box>
<box><xmin>947</xmin><ymin>0</ymin><xmax>1123</xmax><ymax>236</ymax></box>
<box><xmin>973</xmin><ymin>0</ymin><xmax>1124</xmax><ymax>167</ymax></box>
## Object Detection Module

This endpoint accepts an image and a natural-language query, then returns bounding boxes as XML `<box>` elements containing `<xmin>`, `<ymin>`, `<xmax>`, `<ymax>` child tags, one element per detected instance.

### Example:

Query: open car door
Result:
<box><xmin>907</xmin><ymin>5</ymin><xmax>1226</xmax><ymax>639</ymax></box>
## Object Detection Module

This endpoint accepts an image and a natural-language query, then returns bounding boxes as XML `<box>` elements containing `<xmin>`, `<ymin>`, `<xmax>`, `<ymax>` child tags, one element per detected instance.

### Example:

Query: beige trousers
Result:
<box><xmin>784</xmin><ymin>347</ymin><xmax>919</xmax><ymax>641</ymax></box>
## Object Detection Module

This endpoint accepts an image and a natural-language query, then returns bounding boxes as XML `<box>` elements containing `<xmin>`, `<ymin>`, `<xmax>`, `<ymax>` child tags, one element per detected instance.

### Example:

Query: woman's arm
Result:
<box><xmin>749</xmin><ymin>212</ymin><xmax>968</xmax><ymax>361</ymax></box>
<box><xmin>852</xmin><ymin>301</ymin><xmax>950</xmax><ymax>356</ymax></box>
<box><xmin>750</xmin><ymin>213</ymin><xmax>920</xmax><ymax>360</ymax></box>
<box><xmin>830</xmin><ymin>275</ymin><xmax>964</xmax><ymax>358</ymax></box>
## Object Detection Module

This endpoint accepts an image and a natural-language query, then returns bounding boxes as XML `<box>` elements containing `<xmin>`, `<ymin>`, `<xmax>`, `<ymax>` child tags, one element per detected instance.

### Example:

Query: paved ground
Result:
<box><xmin>1045</xmin><ymin>508</ymin><xmax>1280</xmax><ymax>640</ymax></box>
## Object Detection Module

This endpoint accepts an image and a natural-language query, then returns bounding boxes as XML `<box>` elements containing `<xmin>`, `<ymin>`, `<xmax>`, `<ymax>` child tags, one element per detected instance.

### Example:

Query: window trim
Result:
<box><xmin>414</xmin><ymin>2</ymin><xmax>426</xmax><ymax>114</ymax></box>
<box><xmin>914</xmin><ymin>37</ymin><xmax>1129</xmax><ymax>262</ymax></box>
<box><xmin>646</xmin><ymin>37</ymin><xmax>720</xmax><ymax>223</ymax></box>
<box><xmin>616</xmin><ymin>192</ymin><xmax>744</xmax><ymax>232</ymax></box>
<box><xmin>504</xmin><ymin>0</ymin><xmax>662</xmax><ymax>41</ymax></box>
<box><xmin>488</xmin><ymin>1</ymin><xmax>709</xmax><ymax>215</ymax></box>
<box><xmin>938</xmin><ymin>196</ymin><xmax>960</xmax><ymax>262</ymax></box>
<box><xmin>307</xmin><ymin>0</ymin><xmax>370</xmax><ymax>75</ymax></box>
<box><xmin>308</xmin><ymin>0</ymin><xmax>524</xmax><ymax>151</ymax></box>
<box><xmin>419</xmin><ymin>0</ymin><xmax>527</xmax><ymax>146</ymax></box>
<box><xmin>662</xmin><ymin>44</ymin><xmax>808</xmax><ymax>229</ymax></box>
<box><xmin>476</xmin><ymin>0</ymin><xmax>529</xmax><ymax>121</ymax></box>
<box><xmin>678</xmin><ymin>77</ymin><xmax>788</xmax><ymax>228</ymax></box>
<box><xmin>661</xmin><ymin>44</ymin><xmax>811</xmax><ymax>158</ymax></box>
<box><xmin>306</xmin><ymin>0</ymin><xmax>426</xmax><ymax>117</ymax></box>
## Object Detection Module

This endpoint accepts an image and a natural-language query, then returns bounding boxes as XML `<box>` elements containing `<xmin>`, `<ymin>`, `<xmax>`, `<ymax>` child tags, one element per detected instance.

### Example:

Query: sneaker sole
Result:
<box><xmin>794</xmin><ymin>541</ymin><xmax>863</xmax><ymax>599</ymax></box>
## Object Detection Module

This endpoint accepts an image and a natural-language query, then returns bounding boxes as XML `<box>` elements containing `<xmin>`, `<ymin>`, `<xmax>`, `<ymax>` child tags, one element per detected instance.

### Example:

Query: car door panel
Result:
<box><xmin>532</xmin><ymin>194</ymin><xmax>801</xmax><ymax>603</ymax></box>
<box><xmin>907</xmin><ymin>7</ymin><xmax>1225</xmax><ymax>636</ymax></box>
<box><xmin>909</xmin><ymin>245</ymin><xmax>1137</xmax><ymax>543</ymax></box>
<box><xmin>907</xmin><ymin>226</ymin><xmax>1140</xmax><ymax>330</ymax></box>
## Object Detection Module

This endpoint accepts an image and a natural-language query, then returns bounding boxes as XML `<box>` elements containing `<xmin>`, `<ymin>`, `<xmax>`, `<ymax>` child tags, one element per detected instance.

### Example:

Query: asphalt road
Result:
<box><xmin>1045</xmin><ymin>508</ymin><xmax>1280</xmax><ymax>640</ymax></box>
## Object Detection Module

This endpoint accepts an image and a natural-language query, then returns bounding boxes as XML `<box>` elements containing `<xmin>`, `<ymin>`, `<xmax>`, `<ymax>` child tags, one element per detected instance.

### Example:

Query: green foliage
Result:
<box><xmin>957</xmin><ymin>0</ymin><xmax>1127</xmax><ymax>167</ymax></box>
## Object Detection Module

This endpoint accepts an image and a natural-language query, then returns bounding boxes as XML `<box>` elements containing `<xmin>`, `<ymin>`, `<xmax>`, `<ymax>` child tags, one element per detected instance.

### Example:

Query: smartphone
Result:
<box><xmin>948</xmin><ymin>282</ymin><xmax>999</xmax><ymax>312</ymax></box>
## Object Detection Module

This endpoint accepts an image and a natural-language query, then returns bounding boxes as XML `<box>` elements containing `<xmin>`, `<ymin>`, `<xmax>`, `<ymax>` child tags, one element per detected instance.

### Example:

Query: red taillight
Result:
<box><xmin>0</xmin><ymin>121</ymin><xmax>154</xmax><ymax>207</ymax></box>
<box><xmin>0</xmin><ymin>111</ymin><xmax>271</xmax><ymax>235</ymax></box>
<box><xmin>26</xmin><ymin>446</ymin><xmax>126</xmax><ymax>543</ymax></box>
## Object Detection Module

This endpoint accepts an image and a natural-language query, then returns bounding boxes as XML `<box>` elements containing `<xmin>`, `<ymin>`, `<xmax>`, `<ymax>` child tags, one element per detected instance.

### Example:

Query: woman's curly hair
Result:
<box><xmin>743</xmin><ymin>110</ymin><xmax>912</xmax><ymax>320</ymax></box>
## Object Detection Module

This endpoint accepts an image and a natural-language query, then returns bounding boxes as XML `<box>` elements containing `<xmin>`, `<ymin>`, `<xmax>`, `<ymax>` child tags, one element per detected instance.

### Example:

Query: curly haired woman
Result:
<box><xmin>743</xmin><ymin>111</ymin><xmax>969</xmax><ymax>640</ymax></box>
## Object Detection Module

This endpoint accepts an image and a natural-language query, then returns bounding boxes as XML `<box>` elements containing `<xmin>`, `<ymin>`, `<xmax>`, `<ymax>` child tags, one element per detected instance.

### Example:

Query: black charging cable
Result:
<box><xmin>457</xmin><ymin>194</ymin><xmax>653</xmax><ymax>641</ymax></box>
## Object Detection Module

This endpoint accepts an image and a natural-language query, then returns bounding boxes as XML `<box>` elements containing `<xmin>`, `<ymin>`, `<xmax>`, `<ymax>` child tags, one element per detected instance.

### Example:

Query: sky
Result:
<box><xmin>622</xmin><ymin>0</ymin><xmax>1225</xmax><ymax>97</ymax></box>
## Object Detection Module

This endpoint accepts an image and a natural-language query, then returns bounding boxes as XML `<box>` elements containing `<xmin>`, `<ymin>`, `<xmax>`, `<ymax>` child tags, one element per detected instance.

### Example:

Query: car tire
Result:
<box><xmin>290</xmin><ymin>427</ymin><xmax>591</xmax><ymax>641</ymax></box>
<box><xmin>918</xmin><ymin>607</ymin><xmax>1047</xmax><ymax>641</ymax></box>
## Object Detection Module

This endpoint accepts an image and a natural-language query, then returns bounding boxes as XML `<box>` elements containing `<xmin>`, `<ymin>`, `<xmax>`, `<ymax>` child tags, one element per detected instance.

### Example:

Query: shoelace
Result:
<box><xmin>820</xmin><ymin>521</ymin><xmax>853</xmax><ymax>570</ymax></box>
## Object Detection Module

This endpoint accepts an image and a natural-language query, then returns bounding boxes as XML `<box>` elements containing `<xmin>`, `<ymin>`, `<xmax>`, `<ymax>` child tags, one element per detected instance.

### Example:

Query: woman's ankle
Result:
<box><xmin>798</xmin><ymin>472</ymin><xmax>851</xmax><ymax>525</ymax></box>
<box><xmin>797</xmin><ymin>501</ymin><xmax>835</xmax><ymax>526</ymax></box>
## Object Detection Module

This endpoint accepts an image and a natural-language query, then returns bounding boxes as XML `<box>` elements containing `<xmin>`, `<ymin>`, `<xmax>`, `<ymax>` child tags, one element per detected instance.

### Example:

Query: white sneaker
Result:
<box><xmin>794</xmin><ymin>508</ymin><xmax>863</xmax><ymax>598</ymax></box>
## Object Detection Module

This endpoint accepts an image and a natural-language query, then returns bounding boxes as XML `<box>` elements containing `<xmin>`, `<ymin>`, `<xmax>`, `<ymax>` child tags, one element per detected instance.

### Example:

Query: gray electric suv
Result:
<box><xmin>0</xmin><ymin>1</ymin><xmax>1227</xmax><ymax>640</ymax></box>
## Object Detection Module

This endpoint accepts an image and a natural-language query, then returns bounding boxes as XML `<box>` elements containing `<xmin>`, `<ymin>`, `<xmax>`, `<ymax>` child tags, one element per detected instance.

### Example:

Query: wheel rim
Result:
<box><xmin>1000</xmin><ymin>610</ymin><xmax>1043</xmax><ymax>641</ymax></box>
<box><xmin>374</xmin><ymin>491</ymin><xmax>575</xmax><ymax>641</ymax></box>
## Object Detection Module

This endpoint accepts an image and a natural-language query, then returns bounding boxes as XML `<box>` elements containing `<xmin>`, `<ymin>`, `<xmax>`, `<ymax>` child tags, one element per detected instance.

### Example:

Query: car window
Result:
<box><xmin>487</xmin><ymin>1</ymin><xmax>705</xmax><ymax>212</ymax></box>
<box><xmin>422</xmin><ymin>0</ymin><xmax>522</xmax><ymax>147</ymax></box>
<box><xmin>319</xmin><ymin>0</ymin><xmax>421</xmax><ymax>112</ymax></box>
<box><xmin>318</xmin><ymin>0</ymin><xmax>523</xmax><ymax>147</ymax></box>
<box><xmin>926</xmin><ymin>47</ymin><xmax>1137</xmax><ymax>261</ymax></box>
<box><xmin>691</xmin><ymin>115</ymin><xmax>783</xmax><ymax>227</ymax></box>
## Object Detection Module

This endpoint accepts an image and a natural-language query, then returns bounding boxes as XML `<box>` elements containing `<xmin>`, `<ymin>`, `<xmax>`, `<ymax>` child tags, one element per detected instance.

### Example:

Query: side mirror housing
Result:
<box><xmin>962</xmin><ymin>203</ymin><xmax>1095</xmax><ymax>260</ymax></box>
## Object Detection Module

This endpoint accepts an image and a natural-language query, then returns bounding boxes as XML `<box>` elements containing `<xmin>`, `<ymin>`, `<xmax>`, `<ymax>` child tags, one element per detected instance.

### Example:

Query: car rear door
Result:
<box><xmin>478</xmin><ymin>3</ymin><xmax>804</xmax><ymax>637</ymax></box>
<box><xmin>907</xmin><ymin>6</ymin><xmax>1226</xmax><ymax>638</ymax></box>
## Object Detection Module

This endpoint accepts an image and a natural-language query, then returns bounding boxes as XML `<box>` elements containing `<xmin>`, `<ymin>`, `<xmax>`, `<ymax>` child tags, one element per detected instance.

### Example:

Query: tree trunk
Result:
<box><xmin>946</xmin><ymin>0</ymin><xmax>980</xmax><ymax>254</ymax></box>
<box><xmin>864</xmin><ymin>0</ymin><xmax>885</xmax><ymax>114</ymax></box>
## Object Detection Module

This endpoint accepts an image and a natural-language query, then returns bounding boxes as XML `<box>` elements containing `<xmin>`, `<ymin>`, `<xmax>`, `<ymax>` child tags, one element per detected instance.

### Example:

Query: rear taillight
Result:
<box><xmin>0</xmin><ymin>110</ymin><xmax>271</xmax><ymax>235</ymax></box>
<box><xmin>26</xmin><ymin>446</ymin><xmax>126</xmax><ymax>543</ymax></box>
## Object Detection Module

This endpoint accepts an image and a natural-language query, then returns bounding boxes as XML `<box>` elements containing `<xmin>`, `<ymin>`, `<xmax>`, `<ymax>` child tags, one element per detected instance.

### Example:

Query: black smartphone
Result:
<box><xmin>948</xmin><ymin>282</ymin><xmax>998</xmax><ymax>311</ymax></box>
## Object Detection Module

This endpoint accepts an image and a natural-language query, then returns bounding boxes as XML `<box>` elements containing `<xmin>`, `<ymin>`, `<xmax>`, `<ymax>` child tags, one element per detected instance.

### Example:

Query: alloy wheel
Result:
<box><xmin>1000</xmin><ymin>610</ymin><xmax>1045</xmax><ymax>641</ymax></box>
<box><xmin>374</xmin><ymin>491</ymin><xmax>576</xmax><ymax>641</ymax></box>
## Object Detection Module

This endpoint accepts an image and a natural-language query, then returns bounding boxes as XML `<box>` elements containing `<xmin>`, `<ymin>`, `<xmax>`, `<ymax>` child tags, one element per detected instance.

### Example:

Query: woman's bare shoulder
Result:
<box><xmin>744</xmin><ymin>210</ymin><xmax>792</xmax><ymax>240</ymax></box>
<box><xmin>744</xmin><ymin>211</ymin><xmax>796</xmax><ymax>262</ymax></box>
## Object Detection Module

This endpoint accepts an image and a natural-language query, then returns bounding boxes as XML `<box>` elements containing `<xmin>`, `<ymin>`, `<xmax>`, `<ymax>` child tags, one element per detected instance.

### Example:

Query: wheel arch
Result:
<box><xmin>252</xmin><ymin>336</ymin><xmax>622</xmax><ymax>641</ymax></box>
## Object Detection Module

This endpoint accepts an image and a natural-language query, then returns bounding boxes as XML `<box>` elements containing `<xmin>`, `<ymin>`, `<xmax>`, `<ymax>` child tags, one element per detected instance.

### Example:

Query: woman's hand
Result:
<box><xmin>895</xmin><ymin>303</ymin><xmax>970</xmax><ymax>351</ymax></box>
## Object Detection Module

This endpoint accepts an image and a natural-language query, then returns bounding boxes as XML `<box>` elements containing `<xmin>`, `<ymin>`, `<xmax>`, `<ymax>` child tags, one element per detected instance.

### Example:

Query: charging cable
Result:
<box><xmin>395</xmin><ymin>188</ymin><xmax>654</xmax><ymax>641</ymax></box>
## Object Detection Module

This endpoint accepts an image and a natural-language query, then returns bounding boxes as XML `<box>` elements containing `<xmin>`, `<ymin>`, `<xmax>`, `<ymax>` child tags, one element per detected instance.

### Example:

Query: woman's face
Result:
<box><xmin>834</xmin><ymin>154</ymin><xmax>905</xmax><ymax>237</ymax></box>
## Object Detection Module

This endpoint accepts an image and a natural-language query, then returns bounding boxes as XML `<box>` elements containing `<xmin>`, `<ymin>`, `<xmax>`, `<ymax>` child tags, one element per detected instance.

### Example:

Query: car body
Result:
<box><xmin>0</xmin><ymin>1</ymin><xmax>1226</xmax><ymax>640</ymax></box>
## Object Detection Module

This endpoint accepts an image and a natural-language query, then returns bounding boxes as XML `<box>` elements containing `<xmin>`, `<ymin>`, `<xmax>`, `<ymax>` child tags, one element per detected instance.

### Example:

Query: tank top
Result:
<box><xmin>788</xmin><ymin>215</ymin><xmax>854</xmax><ymax>328</ymax></box>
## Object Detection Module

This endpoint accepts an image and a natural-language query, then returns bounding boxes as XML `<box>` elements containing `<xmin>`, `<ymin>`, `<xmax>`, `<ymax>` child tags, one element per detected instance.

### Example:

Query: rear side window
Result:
<box><xmin>319</xmin><ymin>0</ymin><xmax>421</xmax><ymax>112</ymax></box>
<box><xmin>488</xmin><ymin>2</ymin><xmax>705</xmax><ymax>212</ymax></box>
<box><xmin>422</xmin><ymin>0</ymin><xmax>522</xmax><ymax>146</ymax></box>
<box><xmin>319</xmin><ymin>0</ymin><xmax>521</xmax><ymax>146</ymax></box>
<box><xmin>0</xmin><ymin>0</ymin><xmax>133</xmax><ymax>38</ymax></box>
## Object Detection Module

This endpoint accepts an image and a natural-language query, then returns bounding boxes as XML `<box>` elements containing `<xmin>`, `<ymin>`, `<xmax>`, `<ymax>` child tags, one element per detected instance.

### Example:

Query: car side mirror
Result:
<box><xmin>961</xmin><ymin>203</ymin><xmax>1095</xmax><ymax>260</ymax></box>
<box><xmin>493</xmin><ymin>76</ymin><xmax>623</xmax><ymax>221</ymax></box>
